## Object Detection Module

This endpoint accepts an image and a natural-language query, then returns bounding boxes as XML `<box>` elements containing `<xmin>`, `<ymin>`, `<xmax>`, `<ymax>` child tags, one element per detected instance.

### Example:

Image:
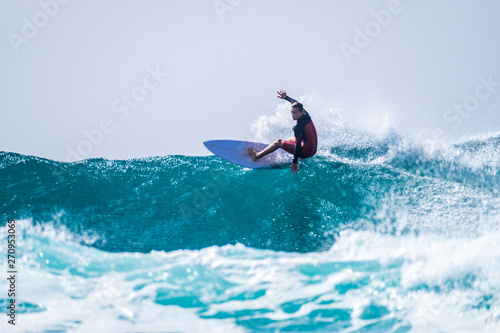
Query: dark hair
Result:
<box><xmin>291</xmin><ymin>102</ymin><xmax>304</xmax><ymax>112</ymax></box>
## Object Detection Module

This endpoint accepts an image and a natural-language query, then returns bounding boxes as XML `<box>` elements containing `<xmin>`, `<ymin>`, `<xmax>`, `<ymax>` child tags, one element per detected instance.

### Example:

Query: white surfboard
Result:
<box><xmin>203</xmin><ymin>140</ymin><xmax>293</xmax><ymax>169</ymax></box>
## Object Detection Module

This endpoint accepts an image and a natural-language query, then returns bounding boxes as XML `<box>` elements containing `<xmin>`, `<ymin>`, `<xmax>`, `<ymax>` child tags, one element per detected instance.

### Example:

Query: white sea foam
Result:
<box><xmin>1</xmin><ymin>219</ymin><xmax>499</xmax><ymax>332</ymax></box>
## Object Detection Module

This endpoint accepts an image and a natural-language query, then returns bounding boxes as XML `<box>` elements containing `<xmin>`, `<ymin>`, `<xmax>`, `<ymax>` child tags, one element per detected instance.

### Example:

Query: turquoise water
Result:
<box><xmin>1</xmin><ymin>132</ymin><xmax>500</xmax><ymax>332</ymax></box>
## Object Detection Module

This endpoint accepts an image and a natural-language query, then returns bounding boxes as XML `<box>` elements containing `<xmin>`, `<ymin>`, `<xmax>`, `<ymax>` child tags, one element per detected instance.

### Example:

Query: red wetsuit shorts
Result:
<box><xmin>282</xmin><ymin>140</ymin><xmax>316</xmax><ymax>159</ymax></box>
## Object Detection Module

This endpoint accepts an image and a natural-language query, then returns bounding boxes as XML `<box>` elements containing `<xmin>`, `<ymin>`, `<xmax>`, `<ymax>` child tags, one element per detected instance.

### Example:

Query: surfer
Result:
<box><xmin>248</xmin><ymin>90</ymin><xmax>318</xmax><ymax>174</ymax></box>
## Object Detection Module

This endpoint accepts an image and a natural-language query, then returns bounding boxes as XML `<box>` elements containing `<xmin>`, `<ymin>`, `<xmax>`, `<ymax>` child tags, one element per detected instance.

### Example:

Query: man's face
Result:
<box><xmin>291</xmin><ymin>107</ymin><xmax>303</xmax><ymax>121</ymax></box>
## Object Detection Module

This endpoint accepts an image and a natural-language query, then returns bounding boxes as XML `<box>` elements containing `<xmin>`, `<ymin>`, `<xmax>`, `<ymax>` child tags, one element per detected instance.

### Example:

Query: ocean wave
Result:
<box><xmin>1</xmin><ymin>220</ymin><xmax>499</xmax><ymax>332</ymax></box>
<box><xmin>2</xmin><ymin>129</ymin><xmax>500</xmax><ymax>253</ymax></box>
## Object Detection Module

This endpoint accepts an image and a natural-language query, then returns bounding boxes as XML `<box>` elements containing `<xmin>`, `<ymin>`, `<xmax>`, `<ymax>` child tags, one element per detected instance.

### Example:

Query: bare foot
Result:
<box><xmin>247</xmin><ymin>147</ymin><xmax>260</xmax><ymax>161</ymax></box>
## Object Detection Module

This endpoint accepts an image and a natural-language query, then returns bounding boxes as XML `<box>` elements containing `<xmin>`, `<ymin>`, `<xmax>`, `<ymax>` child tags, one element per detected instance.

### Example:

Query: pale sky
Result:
<box><xmin>2</xmin><ymin>0</ymin><xmax>500</xmax><ymax>161</ymax></box>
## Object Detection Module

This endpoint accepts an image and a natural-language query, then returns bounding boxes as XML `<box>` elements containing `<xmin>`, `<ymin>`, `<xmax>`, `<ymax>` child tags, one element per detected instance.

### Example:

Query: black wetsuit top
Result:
<box><xmin>284</xmin><ymin>96</ymin><xmax>317</xmax><ymax>163</ymax></box>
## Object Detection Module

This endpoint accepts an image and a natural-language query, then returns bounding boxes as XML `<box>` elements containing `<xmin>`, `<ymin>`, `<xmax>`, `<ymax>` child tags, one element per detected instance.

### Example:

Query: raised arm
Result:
<box><xmin>285</xmin><ymin>95</ymin><xmax>298</xmax><ymax>104</ymax></box>
<box><xmin>277</xmin><ymin>89</ymin><xmax>299</xmax><ymax>104</ymax></box>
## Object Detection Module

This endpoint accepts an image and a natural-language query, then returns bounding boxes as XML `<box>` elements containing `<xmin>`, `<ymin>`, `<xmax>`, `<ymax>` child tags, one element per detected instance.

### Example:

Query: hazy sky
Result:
<box><xmin>2</xmin><ymin>0</ymin><xmax>500</xmax><ymax>161</ymax></box>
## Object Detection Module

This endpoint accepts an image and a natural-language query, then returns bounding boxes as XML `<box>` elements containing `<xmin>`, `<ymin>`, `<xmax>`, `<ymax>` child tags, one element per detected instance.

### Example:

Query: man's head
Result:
<box><xmin>290</xmin><ymin>102</ymin><xmax>304</xmax><ymax>121</ymax></box>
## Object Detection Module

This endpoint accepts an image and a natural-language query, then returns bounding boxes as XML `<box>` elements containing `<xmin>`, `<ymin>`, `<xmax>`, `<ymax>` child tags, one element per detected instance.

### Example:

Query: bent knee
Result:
<box><xmin>273</xmin><ymin>139</ymin><xmax>283</xmax><ymax>147</ymax></box>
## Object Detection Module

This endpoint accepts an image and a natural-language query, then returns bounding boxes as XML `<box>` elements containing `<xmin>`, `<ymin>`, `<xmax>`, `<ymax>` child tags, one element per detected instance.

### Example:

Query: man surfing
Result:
<box><xmin>248</xmin><ymin>90</ymin><xmax>318</xmax><ymax>174</ymax></box>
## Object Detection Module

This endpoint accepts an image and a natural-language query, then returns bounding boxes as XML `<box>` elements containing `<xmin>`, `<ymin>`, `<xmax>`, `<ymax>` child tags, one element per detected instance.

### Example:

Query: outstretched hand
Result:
<box><xmin>277</xmin><ymin>89</ymin><xmax>287</xmax><ymax>99</ymax></box>
<box><xmin>291</xmin><ymin>162</ymin><xmax>298</xmax><ymax>175</ymax></box>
